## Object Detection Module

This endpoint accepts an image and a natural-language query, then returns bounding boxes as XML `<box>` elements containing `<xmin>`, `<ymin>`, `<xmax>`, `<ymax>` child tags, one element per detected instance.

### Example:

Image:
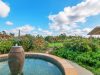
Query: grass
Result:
<box><xmin>48</xmin><ymin>42</ymin><xmax>63</xmax><ymax>47</ymax></box>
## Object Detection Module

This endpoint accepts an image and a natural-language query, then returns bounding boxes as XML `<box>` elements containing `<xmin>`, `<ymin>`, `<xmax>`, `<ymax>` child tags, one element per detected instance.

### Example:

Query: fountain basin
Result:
<box><xmin>0</xmin><ymin>53</ymin><xmax>78</xmax><ymax>75</ymax></box>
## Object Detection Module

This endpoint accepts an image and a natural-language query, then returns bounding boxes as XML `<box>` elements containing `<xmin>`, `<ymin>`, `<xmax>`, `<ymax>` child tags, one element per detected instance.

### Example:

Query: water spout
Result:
<box><xmin>15</xmin><ymin>44</ymin><xmax>18</xmax><ymax>46</ymax></box>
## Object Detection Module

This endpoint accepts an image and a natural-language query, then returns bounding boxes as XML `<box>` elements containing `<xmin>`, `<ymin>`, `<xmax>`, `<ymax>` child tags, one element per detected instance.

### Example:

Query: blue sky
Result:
<box><xmin>0</xmin><ymin>0</ymin><xmax>100</xmax><ymax>36</ymax></box>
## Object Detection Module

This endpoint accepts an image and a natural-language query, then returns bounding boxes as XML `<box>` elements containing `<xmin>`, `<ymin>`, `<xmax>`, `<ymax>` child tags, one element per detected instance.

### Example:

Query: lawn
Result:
<box><xmin>48</xmin><ymin>42</ymin><xmax>63</xmax><ymax>47</ymax></box>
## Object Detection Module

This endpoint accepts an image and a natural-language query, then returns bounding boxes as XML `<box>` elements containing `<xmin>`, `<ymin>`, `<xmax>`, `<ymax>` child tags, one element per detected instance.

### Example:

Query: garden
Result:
<box><xmin>0</xmin><ymin>34</ymin><xmax>100</xmax><ymax>75</ymax></box>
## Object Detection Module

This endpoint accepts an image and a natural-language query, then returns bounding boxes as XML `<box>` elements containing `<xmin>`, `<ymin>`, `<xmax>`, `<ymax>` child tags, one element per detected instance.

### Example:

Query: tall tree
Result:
<box><xmin>9</xmin><ymin>33</ymin><xmax>15</xmax><ymax>37</ymax></box>
<box><xmin>2</xmin><ymin>31</ymin><xmax>6</xmax><ymax>35</ymax></box>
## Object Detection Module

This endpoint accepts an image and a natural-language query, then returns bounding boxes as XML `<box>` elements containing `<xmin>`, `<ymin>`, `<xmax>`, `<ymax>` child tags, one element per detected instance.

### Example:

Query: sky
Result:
<box><xmin>0</xmin><ymin>0</ymin><xmax>100</xmax><ymax>36</ymax></box>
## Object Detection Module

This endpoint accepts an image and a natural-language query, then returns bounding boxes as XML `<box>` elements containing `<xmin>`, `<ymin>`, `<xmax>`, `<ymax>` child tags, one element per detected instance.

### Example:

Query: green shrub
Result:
<box><xmin>51</xmin><ymin>48</ymin><xmax>78</xmax><ymax>60</ymax></box>
<box><xmin>0</xmin><ymin>40</ymin><xmax>13</xmax><ymax>53</ymax></box>
<box><xmin>20</xmin><ymin>38</ymin><xmax>34</xmax><ymax>51</ymax></box>
<box><xmin>33</xmin><ymin>37</ymin><xmax>48</xmax><ymax>50</ymax></box>
<box><xmin>52</xmin><ymin>48</ymin><xmax>100</xmax><ymax>75</ymax></box>
<box><xmin>63</xmin><ymin>39</ymin><xmax>100</xmax><ymax>52</ymax></box>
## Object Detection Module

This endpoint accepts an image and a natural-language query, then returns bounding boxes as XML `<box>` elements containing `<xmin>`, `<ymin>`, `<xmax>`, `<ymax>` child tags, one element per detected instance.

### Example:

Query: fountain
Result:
<box><xmin>0</xmin><ymin>30</ymin><xmax>77</xmax><ymax>75</ymax></box>
<box><xmin>8</xmin><ymin>30</ymin><xmax>25</xmax><ymax>75</ymax></box>
<box><xmin>8</xmin><ymin>44</ymin><xmax>25</xmax><ymax>75</ymax></box>
<box><xmin>0</xmin><ymin>53</ymin><xmax>78</xmax><ymax>75</ymax></box>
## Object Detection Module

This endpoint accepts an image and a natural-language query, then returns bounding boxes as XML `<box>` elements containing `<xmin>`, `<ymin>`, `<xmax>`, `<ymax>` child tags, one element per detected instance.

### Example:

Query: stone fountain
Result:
<box><xmin>8</xmin><ymin>44</ymin><xmax>25</xmax><ymax>75</ymax></box>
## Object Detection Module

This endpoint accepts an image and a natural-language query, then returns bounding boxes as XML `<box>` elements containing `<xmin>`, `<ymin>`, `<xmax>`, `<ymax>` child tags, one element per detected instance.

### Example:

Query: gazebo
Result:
<box><xmin>88</xmin><ymin>26</ymin><xmax>100</xmax><ymax>35</ymax></box>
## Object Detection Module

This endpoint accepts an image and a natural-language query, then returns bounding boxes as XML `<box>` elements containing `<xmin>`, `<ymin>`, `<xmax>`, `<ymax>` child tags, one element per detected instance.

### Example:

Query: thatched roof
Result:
<box><xmin>88</xmin><ymin>26</ymin><xmax>100</xmax><ymax>35</ymax></box>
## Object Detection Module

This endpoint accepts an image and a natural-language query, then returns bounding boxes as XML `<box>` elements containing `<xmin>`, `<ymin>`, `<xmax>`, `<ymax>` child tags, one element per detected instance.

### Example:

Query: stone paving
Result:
<box><xmin>66</xmin><ymin>60</ymin><xmax>94</xmax><ymax>75</ymax></box>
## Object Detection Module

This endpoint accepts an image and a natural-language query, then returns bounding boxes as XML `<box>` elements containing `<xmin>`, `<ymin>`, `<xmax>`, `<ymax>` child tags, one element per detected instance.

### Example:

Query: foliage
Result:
<box><xmin>33</xmin><ymin>36</ymin><xmax>48</xmax><ymax>50</ymax></box>
<box><xmin>64</xmin><ymin>39</ymin><xmax>99</xmax><ymax>52</ymax></box>
<box><xmin>0</xmin><ymin>34</ymin><xmax>48</xmax><ymax>53</ymax></box>
<box><xmin>45</xmin><ymin>36</ymin><xmax>53</xmax><ymax>43</ymax></box>
<box><xmin>20</xmin><ymin>37</ymin><xmax>34</xmax><ymax>51</ymax></box>
<box><xmin>51</xmin><ymin>38</ymin><xmax>100</xmax><ymax>75</ymax></box>
<box><xmin>0</xmin><ymin>39</ymin><xmax>13</xmax><ymax>53</ymax></box>
<box><xmin>12</xmin><ymin>35</ymin><xmax>34</xmax><ymax>51</ymax></box>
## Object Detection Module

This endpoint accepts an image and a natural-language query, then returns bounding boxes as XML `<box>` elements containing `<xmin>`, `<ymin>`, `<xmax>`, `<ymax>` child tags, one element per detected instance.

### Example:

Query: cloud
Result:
<box><xmin>48</xmin><ymin>0</ymin><xmax>100</xmax><ymax>35</ymax></box>
<box><xmin>38</xmin><ymin>28</ymin><xmax>43</xmax><ymax>31</ymax></box>
<box><xmin>0</xmin><ymin>0</ymin><xmax>10</xmax><ymax>18</ymax></box>
<box><xmin>6</xmin><ymin>21</ymin><xmax>13</xmax><ymax>26</ymax></box>
<box><xmin>36</xmin><ymin>29</ymin><xmax>53</xmax><ymax>36</ymax></box>
<box><xmin>65</xmin><ymin>27</ymin><xmax>92</xmax><ymax>36</ymax></box>
<box><xmin>82</xmin><ymin>28</ymin><xmax>92</xmax><ymax>33</ymax></box>
<box><xmin>42</xmin><ymin>30</ymin><xmax>52</xmax><ymax>36</ymax></box>
<box><xmin>32</xmin><ymin>31</ymin><xmax>38</xmax><ymax>36</ymax></box>
<box><xmin>6</xmin><ymin>25</ymin><xmax>35</xmax><ymax>36</ymax></box>
<box><xmin>6</xmin><ymin>24</ymin><xmax>53</xmax><ymax>36</ymax></box>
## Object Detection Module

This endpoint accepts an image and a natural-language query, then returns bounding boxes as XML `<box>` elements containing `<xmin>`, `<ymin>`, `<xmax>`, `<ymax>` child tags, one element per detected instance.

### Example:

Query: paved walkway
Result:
<box><xmin>66</xmin><ymin>60</ymin><xmax>94</xmax><ymax>75</ymax></box>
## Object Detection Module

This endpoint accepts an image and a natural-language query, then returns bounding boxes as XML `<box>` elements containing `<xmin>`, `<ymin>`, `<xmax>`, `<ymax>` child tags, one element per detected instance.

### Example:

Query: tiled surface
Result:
<box><xmin>0</xmin><ymin>53</ymin><xmax>78</xmax><ymax>75</ymax></box>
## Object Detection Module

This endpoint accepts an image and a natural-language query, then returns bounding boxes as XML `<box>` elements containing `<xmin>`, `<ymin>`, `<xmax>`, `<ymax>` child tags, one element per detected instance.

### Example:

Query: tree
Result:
<box><xmin>58</xmin><ymin>33</ymin><xmax>66</xmax><ymax>42</ymax></box>
<box><xmin>2</xmin><ymin>31</ymin><xmax>6</xmax><ymax>35</ymax></box>
<box><xmin>9</xmin><ymin>33</ymin><xmax>15</xmax><ymax>37</ymax></box>
<box><xmin>45</xmin><ymin>36</ymin><xmax>53</xmax><ymax>43</ymax></box>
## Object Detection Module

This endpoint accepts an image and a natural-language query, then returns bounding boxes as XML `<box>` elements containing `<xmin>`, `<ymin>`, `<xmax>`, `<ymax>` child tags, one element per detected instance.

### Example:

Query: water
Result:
<box><xmin>0</xmin><ymin>58</ymin><xmax>63</xmax><ymax>75</ymax></box>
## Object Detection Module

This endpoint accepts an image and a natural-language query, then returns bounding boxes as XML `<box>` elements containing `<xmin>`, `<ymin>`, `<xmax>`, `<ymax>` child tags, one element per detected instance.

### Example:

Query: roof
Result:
<box><xmin>88</xmin><ymin>26</ymin><xmax>100</xmax><ymax>35</ymax></box>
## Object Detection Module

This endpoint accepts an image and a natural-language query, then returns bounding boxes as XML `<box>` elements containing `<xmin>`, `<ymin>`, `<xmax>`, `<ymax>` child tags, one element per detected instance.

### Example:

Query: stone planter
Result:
<box><xmin>8</xmin><ymin>46</ymin><xmax>25</xmax><ymax>75</ymax></box>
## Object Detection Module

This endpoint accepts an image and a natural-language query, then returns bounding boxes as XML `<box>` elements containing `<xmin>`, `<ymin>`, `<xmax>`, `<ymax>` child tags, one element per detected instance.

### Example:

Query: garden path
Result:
<box><xmin>66</xmin><ymin>60</ymin><xmax>94</xmax><ymax>75</ymax></box>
